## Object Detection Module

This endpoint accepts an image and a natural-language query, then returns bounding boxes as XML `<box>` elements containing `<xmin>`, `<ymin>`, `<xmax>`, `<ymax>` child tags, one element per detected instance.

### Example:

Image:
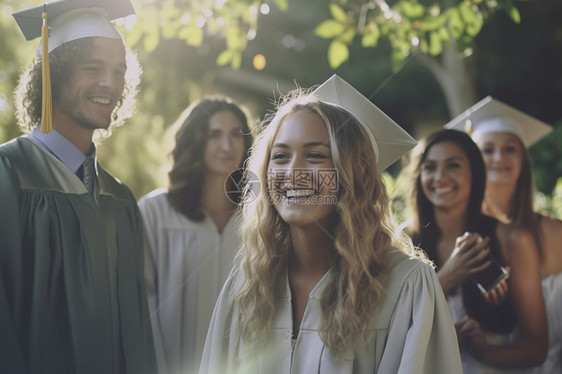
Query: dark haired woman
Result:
<box><xmin>138</xmin><ymin>96</ymin><xmax>253</xmax><ymax>374</ymax></box>
<box><xmin>402</xmin><ymin>129</ymin><xmax>547</xmax><ymax>372</ymax></box>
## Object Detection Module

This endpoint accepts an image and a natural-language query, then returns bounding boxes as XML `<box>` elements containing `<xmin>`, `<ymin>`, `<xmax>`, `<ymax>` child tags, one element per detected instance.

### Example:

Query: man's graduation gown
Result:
<box><xmin>0</xmin><ymin>137</ymin><xmax>157</xmax><ymax>374</ymax></box>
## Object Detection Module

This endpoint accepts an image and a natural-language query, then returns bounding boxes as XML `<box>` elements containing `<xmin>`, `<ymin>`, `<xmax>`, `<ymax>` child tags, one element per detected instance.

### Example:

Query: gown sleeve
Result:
<box><xmin>0</xmin><ymin>154</ymin><xmax>28</xmax><ymax>373</ymax></box>
<box><xmin>378</xmin><ymin>262</ymin><xmax>463</xmax><ymax>373</ymax></box>
<box><xmin>198</xmin><ymin>266</ymin><xmax>241</xmax><ymax>374</ymax></box>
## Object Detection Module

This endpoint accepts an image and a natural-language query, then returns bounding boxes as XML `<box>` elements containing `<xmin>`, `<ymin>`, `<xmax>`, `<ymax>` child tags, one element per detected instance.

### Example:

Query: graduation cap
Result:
<box><xmin>12</xmin><ymin>0</ymin><xmax>135</xmax><ymax>133</ymax></box>
<box><xmin>444</xmin><ymin>96</ymin><xmax>552</xmax><ymax>147</ymax></box>
<box><xmin>312</xmin><ymin>74</ymin><xmax>417</xmax><ymax>171</ymax></box>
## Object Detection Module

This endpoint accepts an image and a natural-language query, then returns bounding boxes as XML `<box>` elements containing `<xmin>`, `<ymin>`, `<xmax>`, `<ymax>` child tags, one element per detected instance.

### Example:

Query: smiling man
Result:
<box><xmin>0</xmin><ymin>0</ymin><xmax>156</xmax><ymax>373</ymax></box>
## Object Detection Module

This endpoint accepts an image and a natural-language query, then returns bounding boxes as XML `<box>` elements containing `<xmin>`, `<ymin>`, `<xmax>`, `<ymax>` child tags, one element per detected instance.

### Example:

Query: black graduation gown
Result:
<box><xmin>0</xmin><ymin>137</ymin><xmax>157</xmax><ymax>374</ymax></box>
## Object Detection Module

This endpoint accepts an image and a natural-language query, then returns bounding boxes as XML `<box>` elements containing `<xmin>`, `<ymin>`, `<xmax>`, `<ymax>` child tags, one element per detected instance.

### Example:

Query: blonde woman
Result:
<box><xmin>199</xmin><ymin>76</ymin><xmax>461</xmax><ymax>373</ymax></box>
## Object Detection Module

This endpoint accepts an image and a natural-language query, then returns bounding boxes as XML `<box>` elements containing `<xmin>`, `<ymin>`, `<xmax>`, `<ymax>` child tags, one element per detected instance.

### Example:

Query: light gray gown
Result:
<box><xmin>199</xmin><ymin>249</ymin><xmax>462</xmax><ymax>374</ymax></box>
<box><xmin>139</xmin><ymin>189</ymin><xmax>240</xmax><ymax>374</ymax></box>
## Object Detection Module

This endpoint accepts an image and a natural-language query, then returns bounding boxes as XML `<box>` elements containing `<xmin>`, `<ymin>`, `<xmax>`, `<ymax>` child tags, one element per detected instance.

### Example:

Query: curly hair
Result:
<box><xmin>235</xmin><ymin>91</ymin><xmax>416</xmax><ymax>358</ymax></box>
<box><xmin>402</xmin><ymin>129</ymin><xmax>516</xmax><ymax>334</ymax></box>
<box><xmin>166</xmin><ymin>96</ymin><xmax>253</xmax><ymax>221</ymax></box>
<box><xmin>14</xmin><ymin>37</ymin><xmax>141</xmax><ymax>135</ymax></box>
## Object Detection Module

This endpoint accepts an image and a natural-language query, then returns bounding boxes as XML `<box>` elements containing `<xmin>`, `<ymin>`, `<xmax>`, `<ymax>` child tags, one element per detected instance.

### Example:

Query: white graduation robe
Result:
<box><xmin>200</xmin><ymin>249</ymin><xmax>462</xmax><ymax>374</ymax></box>
<box><xmin>139</xmin><ymin>189</ymin><xmax>240</xmax><ymax>374</ymax></box>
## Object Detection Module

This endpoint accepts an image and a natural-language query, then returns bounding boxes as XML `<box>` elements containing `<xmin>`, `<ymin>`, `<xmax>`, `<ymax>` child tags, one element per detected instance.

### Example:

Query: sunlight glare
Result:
<box><xmin>215</xmin><ymin>0</ymin><xmax>228</xmax><ymax>8</ymax></box>
<box><xmin>253</xmin><ymin>54</ymin><xmax>266</xmax><ymax>70</ymax></box>
<box><xmin>260</xmin><ymin>4</ymin><xmax>270</xmax><ymax>15</ymax></box>
<box><xmin>196</xmin><ymin>15</ymin><xmax>207</xmax><ymax>28</ymax></box>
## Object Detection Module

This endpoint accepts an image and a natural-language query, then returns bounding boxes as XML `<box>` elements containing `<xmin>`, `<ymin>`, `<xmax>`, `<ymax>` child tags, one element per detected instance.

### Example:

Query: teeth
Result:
<box><xmin>286</xmin><ymin>189</ymin><xmax>315</xmax><ymax>198</ymax></box>
<box><xmin>90</xmin><ymin>97</ymin><xmax>111</xmax><ymax>104</ymax></box>
<box><xmin>434</xmin><ymin>187</ymin><xmax>453</xmax><ymax>194</ymax></box>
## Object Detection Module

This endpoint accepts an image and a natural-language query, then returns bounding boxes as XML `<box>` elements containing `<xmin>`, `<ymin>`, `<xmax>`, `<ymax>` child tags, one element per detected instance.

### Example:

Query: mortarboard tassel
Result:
<box><xmin>41</xmin><ymin>11</ymin><xmax>52</xmax><ymax>133</ymax></box>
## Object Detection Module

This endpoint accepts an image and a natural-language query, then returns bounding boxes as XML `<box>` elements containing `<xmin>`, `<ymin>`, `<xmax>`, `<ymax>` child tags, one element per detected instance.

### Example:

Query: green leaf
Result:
<box><xmin>429</xmin><ymin>31</ymin><xmax>442</xmax><ymax>55</ymax></box>
<box><xmin>418</xmin><ymin>15</ymin><xmax>446</xmax><ymax>31</ymax></box>
<box><xmin>143</xmin><ymin>30</ymin><xmax>160</xmax><ymax>53</ymax></box>
<box><xmin>231</xmin><ymin>52</ymin><xmax>242</xmax><ymax>69</ymax></box>
<box><xmin>162</xmin><ymin>20</ymin><xmax>181</xmax><ymax>39</ymax></box>
<box><xmin>225</xmin><ymin>27</ymin><xmax>248</xmax><ymax>50</ymax></box>
<box><xmin>327</xmin><ymin>40</ymin><xmax>349</xmax><ymax>69</ymax></box>
<box><xmin>361</xmin><ymin>22</ymin><xmax>380</xmax><ymax>47</ymax></box>
<box><xmin>339</xmin><ymin>26</ymin><xmax>356</xmax><ymax>44</ymax></box>
<box><xmin>125</xmin><ymin>25</ymin><xmax>143</xmax><ymax>48</ymax></box>
<box><xmin>217</xmin><ymin>50</ymin><xmax>234</xmax><ymax>66</ymax></box>
<box><xmin>398</xmin><ymin>1</ymin><xmax>425</xmax><ymax>19</ymax></box>
<box><xmin>315</xmin><ymin>20</ymin><xmax>346</xmax><ymax>39</ymax></box>
<box><xmin>329</xmin><ymin>3</ymin><xmax>349</xmax><ymax>23</ymax></box>
<box><xmin>508</xmin><ymin>6</ymin><xmax>521</xmax><ymax>23</ymax></box>
<box><xmin>398</xmin><ymin>39</ymin><xmax>411</xmax><ymax>56</ymax></box>
<box><xmin>438</xmin><ymin>26</ymin><xmax>451</xmax><ymax>44</ymax></box>
<box><xmin>447</xmin><ymin>8</ymin><xmax>463</xmax><ymax>39</ymax></box>
<box><xmin>272</xmin><ymin>0</ymin><xmax>289</xmax><ymax>12</ymax></box>
<box><xmin>179</xmin><ymin>25</ymin><xmax>204</xmax><ymax>46</ymax></box>
<box><xmin>362</xmin><ymin>33</ymin><xmax>378</xmax><ymax>47</ymax></box>
<box><xmin>459</xmin><ymin>1</ymin><xmax>477</xmax><ymax>24</ymax></box>
<box><xmin>466</xmin><ymin>14</ymin><xmax>483</xmax><ymax>36</ymax></box>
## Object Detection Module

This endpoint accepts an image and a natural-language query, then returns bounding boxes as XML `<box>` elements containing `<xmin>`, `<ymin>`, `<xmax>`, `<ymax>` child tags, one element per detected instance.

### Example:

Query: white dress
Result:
<box><xmin>139</xmin><ymin>189</ymin><xmax>241</xmax><ymax>374</ymax></box>
<box><xmin>447</xmin><ymin>273</ymin><xmax>562</xmax><ymax>373</ymax></box>
<box><xmin>509</xmin><ymin>273</ymin><xmax>562</xmax><ymax>374</ymax></box>
<box><xmin>199</xmin><ymin>249</ymin><xmax>463</xmax><ymax>374</ymax></box>
<box><xmin>448</xmin><ymin>290</ymin><xmax>513</xmax><ymax>374</ymax></box>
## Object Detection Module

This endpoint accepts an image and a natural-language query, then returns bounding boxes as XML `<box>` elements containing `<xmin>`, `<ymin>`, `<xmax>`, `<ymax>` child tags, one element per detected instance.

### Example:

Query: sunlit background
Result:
<box><xmin>1</xmin><ymin>0</ymin><xmax>561</xmax><ymax>217</ymax></box>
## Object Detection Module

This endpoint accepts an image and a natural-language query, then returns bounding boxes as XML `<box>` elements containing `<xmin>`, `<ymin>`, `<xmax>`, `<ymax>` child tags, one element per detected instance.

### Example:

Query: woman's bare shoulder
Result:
<box><xmin>496</xmin><ymin>221</ymin><xmax>533</xmax><ymax>242</ymax></box>
<box><xmin>495</xmin><ymin>222</ymin><xmax>538</xmax><ymax>259</ymax></box>
<box><xmin>538</xmin><ymin>213</ymin><xmax>562</xmax><ymax>233</ymax></box>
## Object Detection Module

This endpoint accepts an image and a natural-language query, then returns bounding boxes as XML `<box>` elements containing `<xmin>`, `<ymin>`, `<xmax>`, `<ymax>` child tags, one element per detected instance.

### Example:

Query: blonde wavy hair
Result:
<box><xmin>235</xmin><ymin>90</ymin><xmax>415</xmax><ymax>359</ymax></box>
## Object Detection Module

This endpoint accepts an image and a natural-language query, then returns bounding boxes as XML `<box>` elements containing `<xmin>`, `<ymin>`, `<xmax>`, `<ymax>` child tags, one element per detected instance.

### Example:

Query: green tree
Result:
<box><xmin>128</xmin><ymin>0</ymin><xmax>288</xmax><ymax>69</ymax></box>
<box><xmin>130</xmin><ymin>0</ymin><xmax>524</xmax><ymax>116</ymax></box>
<box><xmin>313</xmin><ymin>0</ymin><xmax>524</xmax><ymax>114</ymax></box>
<box><xmin>1</xmin><ymin>0</ymin><xmax>560</xmax><ymax>202</ymax></box>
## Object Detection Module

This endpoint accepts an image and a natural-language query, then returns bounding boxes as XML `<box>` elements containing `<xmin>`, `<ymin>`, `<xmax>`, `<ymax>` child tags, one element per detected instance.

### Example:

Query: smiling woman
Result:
<box><xmin>402</xmin><ymin>129</ymin><xmax>548</xmax><ymax>372</ymax></box>
<box><xmin>267</xmin><ymin>109</ymin><xmax>338</xmax><ymax>227</ymax></box>
<box><xmin>445</xmin><ymin>98</ymin><xmax>562</xmax><ymax>373</ymax></box>
<box><xmin>419</xmin><ymin>140</ymin><xmax>473</xmax><ymax>211</ymax></box>
<box><xmin>199</xmin><ymin>75</ymin><xmax>462</xmax><ymax>374</ymax></box>
<box><xmin>138</xmin><ymin>96</ymin><xmax>253</xmax><ymax>374</ymax></box>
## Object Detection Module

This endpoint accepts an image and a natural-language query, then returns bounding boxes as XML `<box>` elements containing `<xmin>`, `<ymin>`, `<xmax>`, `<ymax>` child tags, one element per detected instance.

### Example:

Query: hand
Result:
<box><xmin>456</xmin><ymin>316</ymin><xmax>489</xmax><ymax>360</ymax></box>
<box><xmin>438</xmin><ymin>232</ymin><xmax>491</xmax><ymax>295</ymax></box>
<box><xmin>482</xmin><ymin>268</ymin><xmax>510</xmax><ymax>306</ymax></box>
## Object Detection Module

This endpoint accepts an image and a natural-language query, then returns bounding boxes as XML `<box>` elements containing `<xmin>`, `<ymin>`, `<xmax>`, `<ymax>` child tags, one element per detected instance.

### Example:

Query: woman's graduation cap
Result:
<box><xmin>12</xmin><ymin>0</ymin><xmax>135</xmax><ymax>133</ymax></box>
<box><xmin>312</xmin><ymin>75</ymin><xmax>417</xmax><ymax>171</ymax></box>
<box><xmin>444</xmin><ymin>96</ymin><xmax>552</xmax><ymax>147</ymax></box>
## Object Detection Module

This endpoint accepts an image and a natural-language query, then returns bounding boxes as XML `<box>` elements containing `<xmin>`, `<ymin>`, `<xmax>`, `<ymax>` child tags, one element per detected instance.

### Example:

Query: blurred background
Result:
<box><xmin>1</xmin><ymin>0</ymin><xmax>561</xmax><ymax>217</ymax></box>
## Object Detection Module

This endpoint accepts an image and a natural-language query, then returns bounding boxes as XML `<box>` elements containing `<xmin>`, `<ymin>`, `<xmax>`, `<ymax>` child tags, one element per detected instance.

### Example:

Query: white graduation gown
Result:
<box><xmin>139</xmin><ymin>189</ymin><xmax>240</xmax><ymax>374</ymax></box>
<box><xmin>200</xmin><ymin>249</ymin><xmax>462</xmax><ymax>374</ymax></box>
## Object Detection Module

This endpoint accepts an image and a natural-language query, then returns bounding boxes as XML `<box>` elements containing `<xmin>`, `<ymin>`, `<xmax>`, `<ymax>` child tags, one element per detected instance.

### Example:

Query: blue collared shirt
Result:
<box><xmin>28</xmin><ymin>128</ymin><xmax>98</xmax><ymax>200</ymax></box>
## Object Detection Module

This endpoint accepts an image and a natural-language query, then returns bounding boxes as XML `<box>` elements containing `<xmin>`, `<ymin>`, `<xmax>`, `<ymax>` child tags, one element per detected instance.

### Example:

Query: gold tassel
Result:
<box><xmin>41</xmin><ymin>11</ymin><xmax>52</xmax><ymax>133</ymax></box>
